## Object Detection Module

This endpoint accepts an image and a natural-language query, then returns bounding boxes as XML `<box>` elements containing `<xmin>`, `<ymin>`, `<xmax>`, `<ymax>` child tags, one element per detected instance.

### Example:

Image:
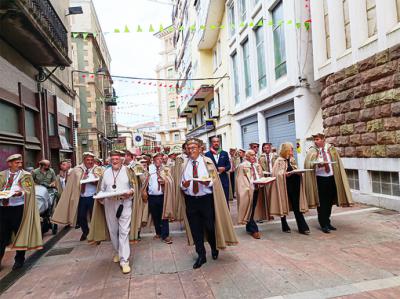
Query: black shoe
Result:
<box><xmin>328</xmin><ymin>224</ymin><xmax>337</xmax><ymax>231</ymax></box>
<box><xmin>212</xmin><ymin>250</ymin><xmax>219</xmax><ymax>260</ymax></box>
<box><xmin>12</xmin><ymin>261</ymin><xmax>24</xmax><ymax>271</ymax></box>
<box><xmin>75</xmin><ymin>225</ymin><xmax>80</xmax><ymax>229</ymax></box>
<box><xmin>193</xmin><ymin>257</ymin><xmax>207</xmax><ymax>269</ymax></box>
<box><xmin>281</xmin><ymin>222</ymin><xmax>291</xmax><ymax>233</ymax></box>
<box><xmin>299</xmin><ymin>230</ymin><xmax>310</xmax><ymax>235</ymax></box>
<box><xmin>321</xmin><ymin>226</ymin><xmax>330</xmax><ymax>234</ymax></box>
<box><xmin>80</xmin><ymin>233</ymin><xmax>87</xmax><ymax>241</ymax></box>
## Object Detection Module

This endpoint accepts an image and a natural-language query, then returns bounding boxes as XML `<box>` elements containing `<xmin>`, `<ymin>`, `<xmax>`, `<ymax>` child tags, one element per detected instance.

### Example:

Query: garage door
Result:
<box><xmin>266</xmin><ymin>110</ymin><xmax>296</xmax><ymax>152</ymax></box>
<box><xmin>242</xmin><ymin>121</ymin><xmax>259</xmax><ymax>149</ymax></box>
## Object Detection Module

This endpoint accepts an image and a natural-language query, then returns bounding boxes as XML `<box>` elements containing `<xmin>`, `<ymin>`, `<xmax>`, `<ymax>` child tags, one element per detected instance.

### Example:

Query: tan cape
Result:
<box><xmin>141</xmin><ymin>164</ymin><xmax>175</xmax><ymax>221</ymax></box>
<box><xmin>236</xmin><ymin>161</ymin><xmax>268</xmax><ymax>224</ymax></box>
<box><xmin>259</xmin><ymin>152</ymin><xmax>278</xmax><ymax>173</ymax></box>
<box><xmin>303</xmin><ymin>144</ymin><xmax>353</xmax><ymax>208</ymax></box>
<box><xmin>179</xmin><ymin>156</ymin><xmax>238</xmax><ymax>249</ymax></box>
<box><xmin>269</xmin><ymin>157</ymin><xmax>308</xmax><ymax>216</ymax></box>
<box><xmin>173</xmin><ymin>154</ymin><xmax>186</xmax><ymax>221</ymax></box>
<box><xmin>87</xmin><ymin>166</ymin><xmax>142</xmax><ymax>243</ymax></box>
<box><xmin>0</xmin><ymin>170</ymin><xmax>43</xmax><ymax>250</ymax></box>
<box><xmin>52</xmin><ymin>165</ymin><xmax>103</xmax><ymax>226</ymax></box>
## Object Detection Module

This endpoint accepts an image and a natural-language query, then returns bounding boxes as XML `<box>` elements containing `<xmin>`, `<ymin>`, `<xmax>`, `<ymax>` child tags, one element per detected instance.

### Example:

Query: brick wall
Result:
<box><xmin>320</xmin><ymin>44</ymin><xmax>400</xmax><ymax>158</ymax></box>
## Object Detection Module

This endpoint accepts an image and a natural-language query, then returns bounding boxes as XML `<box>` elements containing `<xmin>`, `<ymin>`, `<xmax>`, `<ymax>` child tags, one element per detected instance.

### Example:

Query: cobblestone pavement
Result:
<box><xmin>1</xmin><ymin>203</ymin><xmax>400</xmax><ymax>299</ymax></box>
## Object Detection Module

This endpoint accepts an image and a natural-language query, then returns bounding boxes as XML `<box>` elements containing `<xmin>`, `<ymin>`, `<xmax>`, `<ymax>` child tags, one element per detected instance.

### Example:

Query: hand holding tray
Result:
<box><xmin>253</xmin><ymin>177</ymin><xmax>276</xmax><ymax>185</ymax></box>
<box><xmin>93</xmin><ymin>190</ymin><xmax>131</xmax><ymax>199</ymax></box>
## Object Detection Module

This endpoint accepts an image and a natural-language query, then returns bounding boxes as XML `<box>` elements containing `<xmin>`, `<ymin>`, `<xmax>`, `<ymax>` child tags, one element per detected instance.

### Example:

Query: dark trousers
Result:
<box><xmin>148</xmin><ymin>194</ymin><xmax>169</xmax><ymax>239</ymax></box>
<box><xmin>230</xmin><ymin>172</ymin><xmax>235</xmax><ymax>198</ymax></box>
<box><xmin>316</xmin><ymin>176</ymin><xmax>337</xmax><ymax>228</ymax></box>
<box><xmin>0</xmin><ymin>205</ymin><xmax>26</xmax><ymax>264</ymax></box>
<box><xmin>185</xmin><ymin>194</ymin><xmax>216</xmax><ymax>258</ymax></box>
<box><xmin>77</xmin><ymin>196</ymin><xmax>94</xmax><ymax>236</ymax></box>
<box><xmin>286</xmin><ymin>180</ymin><xmax>309</xmax><ymax>232</ymax></box>
<box><xmin>246</xmin><ymin>190</ymin><xmax>259</xmax><ymax>233</ymax></box>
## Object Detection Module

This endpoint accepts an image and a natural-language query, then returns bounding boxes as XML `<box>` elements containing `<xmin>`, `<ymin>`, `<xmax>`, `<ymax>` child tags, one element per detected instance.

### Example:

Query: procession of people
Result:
<box><xmin>0</xmin><ymin>133</ymin><xmax>353</xmax><ymax>274</ymax></box>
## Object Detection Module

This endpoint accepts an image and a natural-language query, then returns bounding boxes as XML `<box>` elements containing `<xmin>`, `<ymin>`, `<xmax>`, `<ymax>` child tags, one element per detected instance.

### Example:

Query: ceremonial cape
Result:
<box><xmin>179</xmin><ymin>156</ymin><xmax>238</xmax><ymax>249</ymax></box>
<box><xmin>142</xmin><ymin>164</ymin><xmax>175</xmax><ymax>221</ymax></box>
<box><xmin>303</xmin><ymin>144</ymin><xmax>353</xmax><ymax>208</ymax></box>
<box><xmin>269</xmin><ymin>157</ymin><xmax>308</xmax><ymax>216</ymax></box>
<box><xmin>52</xmin><ymin>165</ymin><xmax>103</xmax><ymax>226</ymax></box>
<box><xmin>236</xmin><ymin>161</ymin><xmax>268</xmax><ymax>224</ymax></box>
<box><xmin>173</xmin><ymin>155</ymin><xmax>186</xmax><ymax>221</ymax></box>
<box><xmin>87</xmin><ymin>167</ymin><xmax>141</xmax><ymax>243</ymax></box>
<box><xmin>0</xmin><ymin>170</ymin><xmax>42</xmax><ymax>250</ymax></box>
<box><xmin>259</xmin><ymin>152</ymin><xmax>278</xmax><ymax>173</ymax></box>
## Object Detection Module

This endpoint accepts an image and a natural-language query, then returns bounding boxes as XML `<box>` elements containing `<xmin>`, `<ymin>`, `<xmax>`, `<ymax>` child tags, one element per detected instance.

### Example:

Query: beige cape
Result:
<box><xmin>87</xmin><ymin>166</ymin><xmax>142</xmax><ymax>243</ymax></box>
<box><xmin>236</xmin><ymin>161</ymin><xmax>268</xmax><ymax>224</ymax></box>
<box><xmin>269</xmin><ymin>157</ymin><xmax>308</xmax><ymax>216</ymax></box>
<box><xmin>179</xmin><ymin>156</ymin><xmax>238</xmax><ymax>249</ymax></box>
<box><xmin>141</xmin><ymin>164</ymin><xmax>175</xmax><ymax>221</ymax></box>
<box><xmin>173</xmin><ymin>155</ymin><xmax>186</xmax><ymax>221</ymax></box>
<box><xmin>259</xmin><ymin>152</ymin><xmax>278</xmax><ymax>173</ymax></box>
<box><xmin>52</xmin><ymin>165</ymin><xmax>103</xmax><ymax>226</ymax></box>
<box><xmin>0</xmin><ymin>170</ymin><xmax>43</xmax><ymax>250</ymax></box>
<box><xmin>303</xmin><ymin>144</ymin><xmax>353</xmax><ymax>208</ymax></box>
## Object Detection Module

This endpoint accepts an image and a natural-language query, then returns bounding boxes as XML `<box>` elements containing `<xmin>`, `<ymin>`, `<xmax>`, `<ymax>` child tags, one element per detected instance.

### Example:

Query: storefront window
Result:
<box><xmin>25</xmin><ymin>108</ymin><xmax>37</xmax><ymax>137</ymax></box>
<box><xmin>0</xmin><ymin>101</ymin><xmax>20</xmax><ymax>134</ymax></box>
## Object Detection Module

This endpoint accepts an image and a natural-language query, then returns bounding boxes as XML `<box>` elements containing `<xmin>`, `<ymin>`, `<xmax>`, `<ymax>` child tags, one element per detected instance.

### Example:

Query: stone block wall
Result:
<box><xmin>320</xmin><ymin>44</ymin><xmax>400</xmax><ymax>158</ymax></box>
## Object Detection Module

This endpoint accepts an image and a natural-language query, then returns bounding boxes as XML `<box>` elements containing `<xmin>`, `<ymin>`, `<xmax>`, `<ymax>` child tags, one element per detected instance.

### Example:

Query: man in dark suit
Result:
<box><xmin>205</xmin><ymin>136</ymin><xmax>231</xmax><ymax>205</ymax></box>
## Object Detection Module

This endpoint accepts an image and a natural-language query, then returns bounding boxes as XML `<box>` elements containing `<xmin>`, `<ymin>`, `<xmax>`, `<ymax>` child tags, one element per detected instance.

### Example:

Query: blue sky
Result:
<box><xmin>92</xmin><ymin>0</ymin><xmax>173</xmax><ymax>126</ymax></box>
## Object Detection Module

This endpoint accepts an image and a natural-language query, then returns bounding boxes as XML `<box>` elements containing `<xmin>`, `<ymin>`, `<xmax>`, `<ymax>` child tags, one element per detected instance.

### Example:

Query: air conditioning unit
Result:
<box><xmin>210</xmin><ymin>108</ymin><xmax>219</xmax><ymax>118</ymax></box>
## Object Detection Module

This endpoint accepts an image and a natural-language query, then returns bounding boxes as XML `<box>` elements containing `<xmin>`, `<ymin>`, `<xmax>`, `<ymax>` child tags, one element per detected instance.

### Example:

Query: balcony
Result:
<box><xmin>186</xmin><ymin>120</ymin><xmax>215</xmax><ymax>138</ymax></box>
<box><xmin>197</xmin><ymin>0</ymin><xmax>225</xmax><ymax>50</ymax></box>
<box><xmin>106</xmin><ymin>123</ymin><xmax>118</xmax><ymax>139</ymax></box>
<box><xmin>0</xmin><ymin>0</ymin><xmax>71</xmax><ymax>66</ymax></box>
<box><xmin>177</xmin><ymin>85</ymin><xmax>214</xmax><ymax>117</ymax></box>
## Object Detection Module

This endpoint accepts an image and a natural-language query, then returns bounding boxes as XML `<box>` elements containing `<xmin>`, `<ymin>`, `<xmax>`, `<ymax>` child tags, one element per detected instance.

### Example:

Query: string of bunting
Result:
<box><xmin>71</xmin><ymin>19</ymin><xmax>311</xmax><ymax>38</ymax></box>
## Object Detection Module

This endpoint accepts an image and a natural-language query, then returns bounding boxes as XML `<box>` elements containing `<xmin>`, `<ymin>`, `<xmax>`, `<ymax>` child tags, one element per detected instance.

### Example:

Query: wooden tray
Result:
<box><xmin>253</xmin><ymin>177</ymin><xmax>276</xmax><ymax>185</ymax></box>
<box><xmin>93</xmin><ymin>190</ymin><xmax>130</xmax><ymax>199</ymax></box>
<box><xmin>80</xmin><ymin>177</ymin><xmax>100</xmax><ymax>184</ymax></box>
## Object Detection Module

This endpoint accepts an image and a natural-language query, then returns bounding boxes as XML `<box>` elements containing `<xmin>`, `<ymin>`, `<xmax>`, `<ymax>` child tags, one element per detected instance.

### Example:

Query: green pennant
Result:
<box><xmin>93</xmin><ymin>32</ymin><xmax>98</xmax><ymax>38</ymax></box>
<box><xmin>149</xmin><ymin>24</ymin><xmax>155</xmax><ymax>32</ymax></box>
<box><xmin>268</xmin><ymin>20</ymin><xmax>273</xmax><ymax>26</ymax></box>
<box><xmin>239</xmin><ymin>22</ymin><xmax>245</xmax><ymax>27</ymax></box>
<box><xmin>190</xmin><ymin>24</ymin><xmax>196</xmax><ymax>31</ymax></box>
<box><xmin>124</xmin><ymin>25</ymin><xmax>130</xmax><ymax>33</ymax></box>
<box><xmin>210</xmin><ymin>24</ymin><xmax>217</xmax><ymax>30</ymax></box>
<box><xmin>82</xmin><ymin>32</ymin><xmax>88</xmax><ymax>40</ymax></box>
<box><xmin>304</xmin><ymin>21</ymin><xmax>311</xmax><ymax>31</ymax></box>
<box><xmin>278</xmin><ymin>20</ymin><xmax>284</xmax><ymax>27</ymax></box>
<box><xmin>168</xmin><ymin>26</ymin><xmax>175</xmax><ymax>32</ymax></box>
<box><xmin>249</xmin><ymin>22</ymin><xmax>254</xmax><ymax>27</ymax></box>
<box><xmin>137</xmin><ymin>25</ymin><xmax>143</xmax><ymax>32</ymax></box>
<box><xmin>72</xmin><ymin>32</ymin><xmax>79</xmax><ymax>38</ymax></box>
<box><xmin>287</xmin><ymin>20</ymin><xmax>293</xmax><ymax>25</ymax></box>
<box><xmin>230</xmin><ymin>23</ymin><xmax>235</xmax><ymax>29</ymax></box>
<box><xmin>114</xmin><ymin>28</ymin><xmax>120</xmax><ymax>33</ymax></box>
<box><xmin>179</xmin><ymin>25</ymin><xmax>184</xmax><ymax>31</ymax></box>
<box><xmin>256</xmin><ymin>19</ymin><xmax>264</xmax><ymax>27</ymax></box>
<box><xmin>159</xmin><ymin>24</ymin><xmax>164</xmax><ymax>32</ymax></box>
<box><xmin>296</xmin><ymin>22</ymin><xmax>302</xmax><ymax>29</ymax></box>
<box><xmin>219</xmin><ymin>24</ymin><xmax>225</xmax><ymax>29</ymax></box>
<box><xmin>200</xmin><ymin>25</ymin><xmax>206</xmax><ymax>30</ymax></box>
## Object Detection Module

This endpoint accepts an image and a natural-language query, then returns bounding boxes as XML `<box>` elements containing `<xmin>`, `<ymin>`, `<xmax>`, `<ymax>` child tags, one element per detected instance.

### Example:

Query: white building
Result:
<box><xmin>310</xmin><ymin>0</ymin><xmax>400</xmax><ymax>208</ymax></box>
<box><xmin>227</xmin><ymin>0</ymin><xmax>322</xmax><ymax>165</ymax></box>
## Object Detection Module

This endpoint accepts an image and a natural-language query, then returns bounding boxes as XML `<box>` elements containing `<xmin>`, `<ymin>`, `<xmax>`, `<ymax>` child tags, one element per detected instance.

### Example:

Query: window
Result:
<box><xmin>174</xmin><ymin>133</ymin><xmax>180</xmax><ymax>142</ymax></box>
<box><xmin>366</xmin><ymin>0</ymin><xmax>377</xmax><ymax>37</ymax></box>
<box><xmin>397</xmin><ymin>0</ymin><xmax>400</xmax><ymax>22</ymax></box>
<box><xmin>167</xmin><ymin>68</ymin><xmax>174</xmax><ymax>79</ymax></box>
<box><xmin>217</xmin><ymin>40</ymin><xmax>221</xmax><ymax>67</ymax></box>
<box><xmin>25</xmin><ymin>109</ymin><xmax>37</xmax><ymax>137</ymax></box>
<box><xmin>343</xmin><ymin>0</ymin><xmax>351</xmax><ymax>49</ymax></box>
<box><xmin>200</xmin><ymin>107</ymin><xmax>207</xmax><ymax>124</ymax></box>
<box><xmin>48</xmin><ymin>113</ymin><xmax>56</xmax><ymax>136</ymax></box>
<box><xmin>172</xmin><ymin>121</ymin><xmax>177</xmax><ymax>128</ymax></box>
<box><xmin>208</xmin><ymin>98</ymin><xmax>215</xmax><ymax>118</ymax></box>
<box><xmin>346</xmin><ymin>169</ymin><xmax>360</xmax><ymax>190</ymax></box>
<box><xmin>58</xmin><ymin>125</ymin><xmax>71</xmax><ymax>144</ymax></box>
<box><xmin>323</xmin><ymin>0</ymin><xmax>331</xmax><ymax>59</ymax></box>
<box><xmin>242</xmin><ymin>39</ymin><xmax>252</xmax><ymax>98</ymax></box>
<box><xmin>228</xmin><ymin>2</ymin><xmax>236</xmax><ymax>37</ymax></box>
<box><xmin>0</xmin><ymin>101</ymin><xmax>19</xmax><ymax>134</ymax></box>
<box><xmin>370</xmin><ymin>171</ymin><xmax>400</xmax><ymax>196</ymax></box>
<box><xmin>213</xmin><ymin>49</ymin><xmax>218</xmax><ymax>70</ymax></box>
<box><xmin>255</xmin><ymin>24</ymin><xmax>267</xmax><ymax>90</ymax></box>
<box><xmin>231</xmin><ymin>52</ymin><xmax>240</xmax><ymax>105</ymax></box>
<box><xmin>239</xmin><ymin>0</ymin><xmax>247</xmax><ymax>23</ymax></box>
<box><xmin>272</xmin><ymin>1</ymin><xmax>287</xmax><ymax>79</ymax></box>
<box><xmin>169</xmin><ymin>101</ymin><xmax>176</xmax><ymax>108</ymax></box>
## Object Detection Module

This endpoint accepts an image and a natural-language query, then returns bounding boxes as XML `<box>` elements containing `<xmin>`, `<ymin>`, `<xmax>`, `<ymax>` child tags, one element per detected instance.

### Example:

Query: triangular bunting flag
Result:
<box><xmin>257</xmin><ymin>19</ymin><xmax>264</xmax><ymax>27</ymax></box>
<box><xmin>82</xmin><ymin>32</ymin><xmax>89</xmax><ymax>40</ymax></box>
<box><xmin>72</xmin><ymin>32</ymin><xmax>79</xmax><ymax>38</ymax></box>
<box><xmin>137</xmin><ymin>25</ymin><xmax>143</xmax><ymax>32</ymax></box>
<box><xmin>124</xmin><ymin>25</ymin><xmax>130</xmax><ymax>33</ymax></box>
<box><xmin>149</xmin><ymin>24</ymin><xmax>155</xmax><ymax>32</ymax></box>
<box><xmin>114</xmin><ymin>28</ymin><xmax>120</xmax><ymax>33</ymax></box>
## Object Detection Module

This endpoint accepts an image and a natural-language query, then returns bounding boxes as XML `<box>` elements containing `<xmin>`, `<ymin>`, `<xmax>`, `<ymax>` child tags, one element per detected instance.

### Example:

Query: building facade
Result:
<box><xmin>155</xmin><ymin>26</ymin><xmax>187</xmax><ymax>149</ymax></box>
<box><xmin>310</xmin><ymin>0</ymin><xmax>400</xmax><ymax>207</ymax></box>
<box><xmin>227</xmin><ymin>0</ymin><xmax>321</xmax><ymax>166</ymax></box>
<box><xmin>70</xmin><ymin>0</ymin><xmax>116</xmax><ymax>161</ymax></box>
<box><xmin>0</xmin><ymin>0</ymin><xmax>76</xmax><ymax>171</ymax></box>
<box><xmin>173</xmin><ymin>0</ymin><xmax>234</xmax><ymax>150</ymax></box>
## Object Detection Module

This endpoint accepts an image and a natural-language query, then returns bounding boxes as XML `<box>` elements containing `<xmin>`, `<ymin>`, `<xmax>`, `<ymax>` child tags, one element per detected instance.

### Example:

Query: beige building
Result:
<box><xmin>173</xmin><ymin>0</ymin><xmax>233</xmax><ymax>150</ymax></box>
<box><xmin>0</xmin><ymin>0</ymin><xmax>77</xmax><ymax>171</ymax></box>
<box><xmin>155</xmin><ymin>26</ymin><xmax>187</xmax><ymax>149</ymax></box>
<box><xmin>70</xmin><ymin>0</ymin><xmax>116</xmax><ymax>160</ymax></box>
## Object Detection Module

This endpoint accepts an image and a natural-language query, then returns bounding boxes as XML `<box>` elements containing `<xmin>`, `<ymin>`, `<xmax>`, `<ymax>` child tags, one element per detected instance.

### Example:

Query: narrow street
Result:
<box><xmin>1</xmin><ymin>203</ymin><xmax>399</xmax><ymax>299</ymax></box>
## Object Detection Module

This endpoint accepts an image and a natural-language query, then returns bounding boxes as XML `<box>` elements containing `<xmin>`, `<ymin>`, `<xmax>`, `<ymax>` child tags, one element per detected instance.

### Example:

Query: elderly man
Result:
<box><xmin>236</xmin><ymin>150</ymin><xmax>267</xmax><ymax>239</ymax></box>
<box><xmin>142</xmin><ymin>152</ymin><xmax>174</xmax><ymax>244</ymax></box>
<box><xmin>180</xmin><ymin>138</ymin><xmax>237</xmax><ymax>269</ymax></box>
<box><xmin>89</xmin><ymin>151</ymin><xmax>138</xmax><ymax>274</ymax></box>
<box><xmin>32</xmin><ymin>160</ymin><xmax>56</xmax><ymax>189</ymax></box>
<box><xmin>124</xmin><ymin>148</ymin><xmax>138</xmax><ymax>168</ymax></box>
<box><xmin>304</xmin><ymin>133</ymin><xmax>353</xmax><ymax>233</ymax></box>
<box><xmin>249</xmin><ymin>142</ymin><xmax>260</xmax><ymax>160</ymax></box>
<box><xmin>55</xmin><ymin>160</ymin><xmax>71</xmax><ymax>196</ymax></box>
<box><xmin>52</xmin><ymin>152</ymin><xmax>103</xmax><ymax>241</ymax></box>
<box><xmin>259</xmin><ymin>143</ymin><xmax>278</xmax><ymax>174</ymax></box>
<box><xmin>205</xmin><ymin>136</ymin><xmax>231</xmax><ymax>205</ymax></box>
<box><xmin>0</xmin><ymin>154</ymin><xmax>42</xmax><ymax>271</ymax></box>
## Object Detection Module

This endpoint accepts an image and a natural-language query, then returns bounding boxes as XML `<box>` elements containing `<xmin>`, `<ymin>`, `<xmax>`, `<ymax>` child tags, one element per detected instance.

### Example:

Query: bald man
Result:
<box><xmin>32</xmin><ymin>160</ymin><xmax>56</xmax><ymax>189</ymax></box>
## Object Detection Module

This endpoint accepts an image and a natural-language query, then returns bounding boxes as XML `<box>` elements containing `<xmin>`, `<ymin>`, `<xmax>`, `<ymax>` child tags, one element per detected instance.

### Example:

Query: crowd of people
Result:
<box><xmin>0</xmin><ymin>132</ymin><xmax>353</xmax><ymax>274</ymax></box>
